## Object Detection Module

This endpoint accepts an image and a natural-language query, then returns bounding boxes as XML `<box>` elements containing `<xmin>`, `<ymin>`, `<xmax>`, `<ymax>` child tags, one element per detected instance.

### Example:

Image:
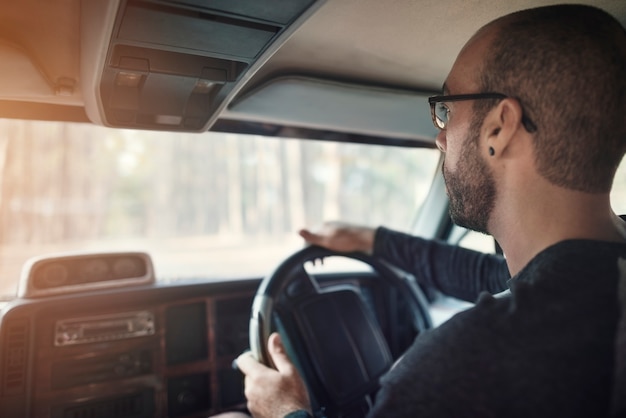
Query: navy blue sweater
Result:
<box><xmin>287</xmin><ymin>227</ymin><xmax>626</xmax><ymax>417</ymax></box>
<box><xmin>370</xmin><ymin>234</ymin><xmax>625</xmax><ymax>417</ymax></box>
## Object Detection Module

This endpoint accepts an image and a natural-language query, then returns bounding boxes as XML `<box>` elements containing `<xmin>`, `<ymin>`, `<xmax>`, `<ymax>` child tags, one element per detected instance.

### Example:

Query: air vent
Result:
<box><xmin>2</xmin><ymin>318</ymin><xmax>30</xmax><ymax>395</ymax></box>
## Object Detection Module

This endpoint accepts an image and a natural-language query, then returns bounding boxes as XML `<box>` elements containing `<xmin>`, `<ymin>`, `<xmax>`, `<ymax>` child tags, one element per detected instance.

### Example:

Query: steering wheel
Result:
<box><xmin>249</xmin><ymin>245</ymin><xmax>432</xmax><ymax>417</ymax></box>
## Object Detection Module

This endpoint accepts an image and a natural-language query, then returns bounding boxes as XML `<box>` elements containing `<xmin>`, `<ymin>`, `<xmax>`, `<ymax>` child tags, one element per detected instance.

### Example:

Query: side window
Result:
<box><xmin>456</xmin><ymin>229</ymin><xmax>497</xmax><ymax>254</ymax></box>
<box><xmin>612</xmin><ymin>158</ymin><xmax>626</xmax><ymax>216</ymax></box>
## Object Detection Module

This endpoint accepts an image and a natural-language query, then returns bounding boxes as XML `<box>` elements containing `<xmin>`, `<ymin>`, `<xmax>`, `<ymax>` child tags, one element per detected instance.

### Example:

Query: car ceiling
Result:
<box><xmin>1</xmin><ymin>0</ymin><xmax>625</xmax><ymax>141</ymax></box>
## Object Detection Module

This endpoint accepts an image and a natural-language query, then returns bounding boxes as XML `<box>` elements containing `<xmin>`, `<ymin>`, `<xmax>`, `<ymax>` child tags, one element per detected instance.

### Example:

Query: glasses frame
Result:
<box><xmin>428</xmin><ymin>92</ymin><xmax>537</xmax><ymax>133</ymax></box>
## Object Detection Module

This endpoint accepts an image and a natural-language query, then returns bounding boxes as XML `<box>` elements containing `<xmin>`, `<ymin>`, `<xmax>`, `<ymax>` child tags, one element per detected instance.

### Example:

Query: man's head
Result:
<box><xmin>437</xmin><ymin>4</ymin><xmax>626</xmax><ymax>232</ymax></box>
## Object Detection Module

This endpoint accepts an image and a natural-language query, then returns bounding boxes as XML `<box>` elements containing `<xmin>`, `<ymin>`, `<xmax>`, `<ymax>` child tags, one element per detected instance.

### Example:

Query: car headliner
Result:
<box><xmin>1</xmin><ymin>0</ymin><xmax>625</xmax><ymax>140</ymax></box>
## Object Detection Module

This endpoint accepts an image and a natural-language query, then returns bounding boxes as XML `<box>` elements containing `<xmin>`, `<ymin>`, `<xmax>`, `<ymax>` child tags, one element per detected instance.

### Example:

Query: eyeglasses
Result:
<box><xmin>428</xmin><ymin>93</ymin><xmax>537</xmax><ymax>133</ymax></box>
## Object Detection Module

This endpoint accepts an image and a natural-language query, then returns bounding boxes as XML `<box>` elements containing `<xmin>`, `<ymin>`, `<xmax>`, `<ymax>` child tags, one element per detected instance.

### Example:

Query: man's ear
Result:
<box><xmin>482</xmin><ymin>98</ymin><xmax>524</xmax><ymax>156</ymax></box>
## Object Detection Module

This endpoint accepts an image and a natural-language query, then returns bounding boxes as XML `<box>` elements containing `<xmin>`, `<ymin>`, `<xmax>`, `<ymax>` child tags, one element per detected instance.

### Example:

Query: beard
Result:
<box><xmin>442</xmin><ymin>116</ymin><xmax>496</xmax><ymax>235</ymax></box>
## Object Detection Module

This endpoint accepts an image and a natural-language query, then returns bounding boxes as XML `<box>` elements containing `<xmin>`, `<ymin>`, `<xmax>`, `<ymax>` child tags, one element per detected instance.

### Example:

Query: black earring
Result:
<box><xmin>489</xmin><ymin>147</ymin><xmax>495</xmax><ymax>156</ymax></box>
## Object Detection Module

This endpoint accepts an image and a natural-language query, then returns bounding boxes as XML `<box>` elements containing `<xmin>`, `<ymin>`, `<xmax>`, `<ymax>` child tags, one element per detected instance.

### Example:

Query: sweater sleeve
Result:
<box><xmin>372</xmin><ymin>227</ymin><xmax>510</xmax><ymax>302</ymax></box>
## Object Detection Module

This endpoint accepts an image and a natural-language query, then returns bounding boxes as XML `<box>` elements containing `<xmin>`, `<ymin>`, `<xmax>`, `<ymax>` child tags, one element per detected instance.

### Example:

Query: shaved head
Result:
<box><xmin>475</xmin><ymin>5</ymin><xmax>626</xmax><ymax>193</ymax></box>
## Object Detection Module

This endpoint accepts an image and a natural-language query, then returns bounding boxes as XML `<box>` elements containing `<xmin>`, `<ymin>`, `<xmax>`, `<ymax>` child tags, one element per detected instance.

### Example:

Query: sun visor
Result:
<box><xmin>224</xmin><ymin>76</ymin><xmax>438</xmax><ymax>141</ymax></box>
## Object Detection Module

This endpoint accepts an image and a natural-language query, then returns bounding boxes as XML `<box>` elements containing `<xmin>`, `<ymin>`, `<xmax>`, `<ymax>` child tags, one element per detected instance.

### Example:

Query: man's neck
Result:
<box><xmin>490</xmin><ymin>186</ymin><xmax>625</xmax><ymax>276</ymax></box>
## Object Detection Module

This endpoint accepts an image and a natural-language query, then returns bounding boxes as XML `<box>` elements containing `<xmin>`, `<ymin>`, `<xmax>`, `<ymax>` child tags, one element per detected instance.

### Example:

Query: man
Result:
<box><xmin>236</xmin><ymin>4</ymin><xmax>626</xmax><ymax>417</ymax></box>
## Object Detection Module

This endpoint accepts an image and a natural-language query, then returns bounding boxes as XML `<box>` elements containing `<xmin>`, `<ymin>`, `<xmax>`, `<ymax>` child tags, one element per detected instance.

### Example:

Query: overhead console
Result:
<box><xmin>90</xmin><ymin>0</ymin><xmax>319</xmax><ymax>131</ymax></box>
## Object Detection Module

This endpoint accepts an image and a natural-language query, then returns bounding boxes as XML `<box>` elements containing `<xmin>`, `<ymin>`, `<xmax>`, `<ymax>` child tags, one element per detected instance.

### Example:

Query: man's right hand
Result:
<box><xmin>298</xmin><ymin>221</ymin><xmax>376</xmax><ymax>254</ymax></box>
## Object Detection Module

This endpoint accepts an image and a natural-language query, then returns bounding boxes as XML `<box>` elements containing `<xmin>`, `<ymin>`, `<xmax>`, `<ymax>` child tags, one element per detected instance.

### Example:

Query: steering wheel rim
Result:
<box><xmin>249</xmin><ymin>245</ymin><xmax>432</xmax><ymax>415</ymax></box>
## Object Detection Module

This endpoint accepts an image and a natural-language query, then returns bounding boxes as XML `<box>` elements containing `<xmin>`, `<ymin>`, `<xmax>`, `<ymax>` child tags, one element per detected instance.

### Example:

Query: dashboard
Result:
<box><xmin>0</xmin><ymin>279</ymin><xmax>257</xmax><ymax>417</ymax></box>
<box><xmin>0</xmin><ymin>256</ymin><xmax>416</xmax><ymax>418</ymax></box>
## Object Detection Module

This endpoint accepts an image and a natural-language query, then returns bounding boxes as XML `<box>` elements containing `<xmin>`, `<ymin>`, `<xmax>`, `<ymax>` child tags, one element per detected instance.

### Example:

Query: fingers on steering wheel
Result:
<box><xmin>268</xmin><ymin>333</ymin><xmax>292</xmax><ymax>373</ymax></box>
<box><xmin>298</xmin><ymin>228</ymin><xmax>323</xmax><ymax>246</ymax></box>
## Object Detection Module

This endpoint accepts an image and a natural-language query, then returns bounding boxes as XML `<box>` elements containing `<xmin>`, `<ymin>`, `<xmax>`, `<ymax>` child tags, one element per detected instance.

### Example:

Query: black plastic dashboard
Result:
<box><xmin>0</xmin><ymin>271</ymin><xmax>415</xmax><ymax>418</ymax></box>
<box><xmin>0</xmin><ymin>279</ymin><xmax>258</xmax><ymax>417</ymax></box>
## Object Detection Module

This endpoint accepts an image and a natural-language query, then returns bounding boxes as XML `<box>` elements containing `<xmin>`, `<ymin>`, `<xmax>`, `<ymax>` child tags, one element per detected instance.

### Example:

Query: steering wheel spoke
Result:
<box><xmin>282</xmin><ymin>264</ymin><xmax>320</xmax><ymax>302</ymax></box>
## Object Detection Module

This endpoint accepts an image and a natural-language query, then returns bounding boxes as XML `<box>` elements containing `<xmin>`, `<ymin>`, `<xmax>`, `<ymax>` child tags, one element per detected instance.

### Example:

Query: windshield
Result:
<box><xmin>0</xmin><ymin>119</ymin><xmax>440</xmax><ymax>298</ymax></box>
